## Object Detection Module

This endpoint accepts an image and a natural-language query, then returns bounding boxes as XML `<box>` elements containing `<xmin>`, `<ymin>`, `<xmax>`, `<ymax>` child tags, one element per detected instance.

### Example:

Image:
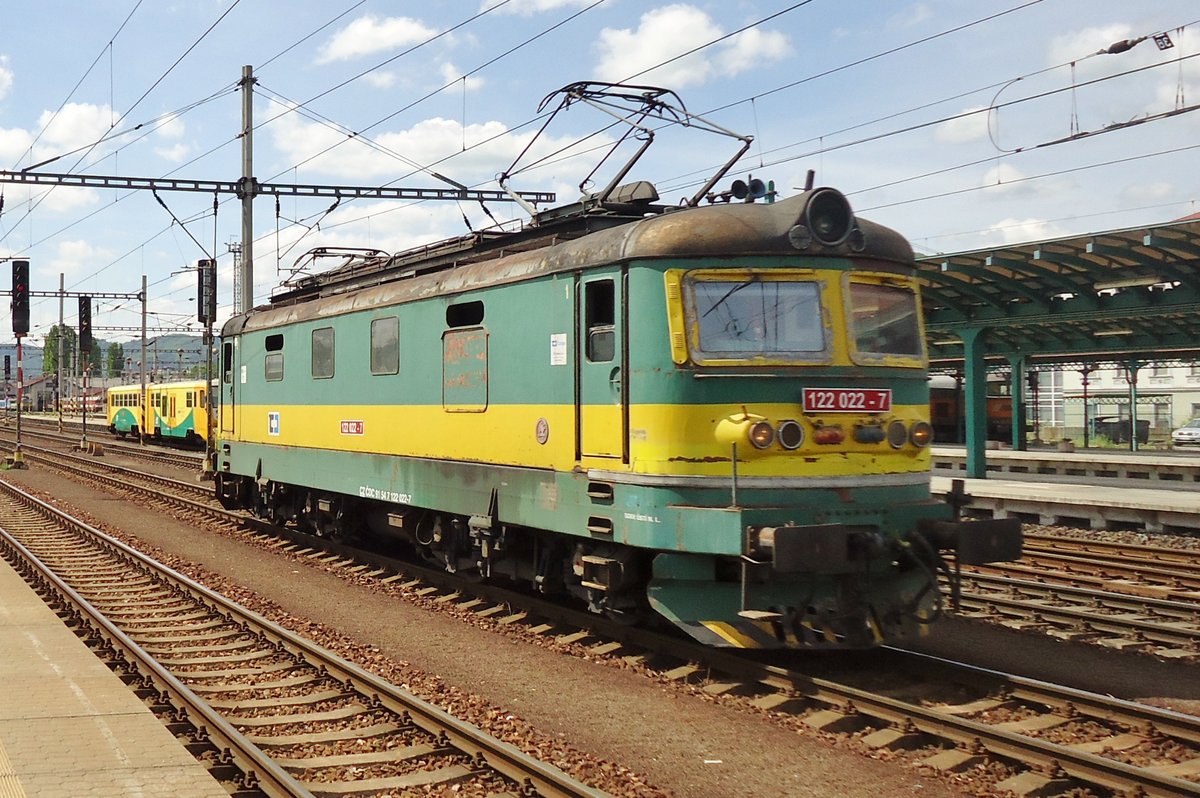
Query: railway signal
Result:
<box><xmin>197</xmin><ymin>259</ymin><xmax>216</xmax><ymax>324</ymax></box>
<box><xmin>11</xmin><ymin>260</ymin><xmax>29</xmax><ymax>336</ymax></box>
<box><xmin>7</xmin><ymin>260</ymin><xmax>29</xmax><ymax>468</ymax></box>
<box><xmin>79</xmin><ymin>296</ymin><xmax>93</xmax><ymax>353</ymax></box>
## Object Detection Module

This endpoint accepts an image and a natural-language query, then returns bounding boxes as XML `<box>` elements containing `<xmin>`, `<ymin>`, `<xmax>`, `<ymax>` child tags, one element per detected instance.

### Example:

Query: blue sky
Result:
<box><xmin>0</xmin><ymin>0</ymin><xmax>1197</xmax><ymax>347</ymax></box>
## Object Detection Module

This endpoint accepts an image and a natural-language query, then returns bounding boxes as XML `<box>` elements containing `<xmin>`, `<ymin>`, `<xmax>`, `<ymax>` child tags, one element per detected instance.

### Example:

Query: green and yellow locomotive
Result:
<box><xmin>214</xmin><ymin>183</ymin><xmax>1021</xmax><ymax>649</ymax></box>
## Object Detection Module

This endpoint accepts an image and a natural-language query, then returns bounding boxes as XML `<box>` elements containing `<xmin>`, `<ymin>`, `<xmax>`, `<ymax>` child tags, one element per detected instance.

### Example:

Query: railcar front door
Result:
<box><xmin>578</xmin><ymin>271</ymin><xmax>627</xmax><ymax>460</ymax></box>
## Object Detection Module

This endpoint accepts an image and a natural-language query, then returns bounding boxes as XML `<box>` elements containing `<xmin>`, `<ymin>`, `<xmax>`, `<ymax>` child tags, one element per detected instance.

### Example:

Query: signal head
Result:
<box><xmin>11</xmin><ymin>259</ymin><xmax>30</xmax><ymax>336</ymax></box>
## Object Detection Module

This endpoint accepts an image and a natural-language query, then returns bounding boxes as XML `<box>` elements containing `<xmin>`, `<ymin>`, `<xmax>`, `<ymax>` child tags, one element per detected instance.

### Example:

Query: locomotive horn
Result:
<box><xmin>730</xmin><ymin>178</ymin><xmax>767</xmax><ymax>201</ymax></box>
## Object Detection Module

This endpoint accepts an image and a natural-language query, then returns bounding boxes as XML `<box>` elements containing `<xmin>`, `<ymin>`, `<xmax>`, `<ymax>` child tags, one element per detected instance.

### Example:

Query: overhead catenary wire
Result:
<box><xmin>8</xmin><ymin>2</ymin><xmax>1198</xmax><ymax>339</ymax></box>
<box><xmin>24</xmin><ymin>0</ymin><xmax>610</xmax><ymax>299</ymax></box>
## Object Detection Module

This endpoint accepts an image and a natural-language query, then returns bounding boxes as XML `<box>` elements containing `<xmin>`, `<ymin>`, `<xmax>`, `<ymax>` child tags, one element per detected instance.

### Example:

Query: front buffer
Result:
<box><xmin>648</xmin><ymin>510</ymin><xmax>1021</xmax><ymax>649</ymax></box>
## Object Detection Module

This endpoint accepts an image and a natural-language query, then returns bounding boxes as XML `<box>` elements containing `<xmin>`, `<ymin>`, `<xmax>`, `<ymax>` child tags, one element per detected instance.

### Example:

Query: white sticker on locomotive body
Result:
<box><xmin>240</xmin><ymin>365</ymin><xmax>247</xmax><ymax>384</ymax></box>
<box><xmin>268</xmin><ymin>411</ymin><xmax>280</xmax><ymax>436</ymax></box>
<box><xmin>550</xmin><ymin>333</ymin><xmax>567</xmax><ymax>365</ymax></box>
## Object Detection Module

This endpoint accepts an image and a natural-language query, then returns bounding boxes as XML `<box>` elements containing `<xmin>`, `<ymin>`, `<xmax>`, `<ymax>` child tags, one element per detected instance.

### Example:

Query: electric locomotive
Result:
<box><xmin>213</xmin><ymin>179</ymin><xmax>1022</xmax><ymax>649</ymax></box>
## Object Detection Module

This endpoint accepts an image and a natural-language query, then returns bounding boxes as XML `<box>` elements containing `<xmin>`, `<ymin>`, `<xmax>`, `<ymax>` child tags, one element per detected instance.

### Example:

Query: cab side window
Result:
<box><xmin>585</xmin><ymin>280</ymin><xmax>614</xmax><ymax>362</ymax></box>
<box><xmin>265</xmin><ymin>334</ymin><xmax>284</xmax><ymax>382</ymax></box>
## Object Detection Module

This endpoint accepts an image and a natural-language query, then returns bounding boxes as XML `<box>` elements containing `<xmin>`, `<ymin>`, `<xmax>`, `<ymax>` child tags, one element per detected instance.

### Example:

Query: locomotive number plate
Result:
<box><xmin>802</xmin><ymin>388</ymin><xmax>891</xmax><ymax>413</ymax></box>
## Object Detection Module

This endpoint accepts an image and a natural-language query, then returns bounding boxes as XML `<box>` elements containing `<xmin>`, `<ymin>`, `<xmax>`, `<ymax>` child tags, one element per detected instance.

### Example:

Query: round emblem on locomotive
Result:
<box><xmin>535</xmin><ymin>417</ymin><xmax>550</xmax><ymax>445</ymax></box>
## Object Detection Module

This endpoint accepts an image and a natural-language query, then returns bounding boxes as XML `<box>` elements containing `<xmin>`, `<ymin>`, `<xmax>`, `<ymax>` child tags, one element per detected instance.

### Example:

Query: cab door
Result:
<box><xmin>220</xmin><ymin>340</ymin><xmax>236</xmax><ymax>435</ymax></box>
<box><xmin>577</xmin><ymin>271</ymin><xmax>627</xmax><ymax>460</ymax></box>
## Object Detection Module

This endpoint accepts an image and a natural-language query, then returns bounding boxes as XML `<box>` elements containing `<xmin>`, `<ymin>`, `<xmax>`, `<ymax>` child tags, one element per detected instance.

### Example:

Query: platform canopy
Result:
<box><xmin>916</xmin><ymin>215</ymin><xmax>1200</xmax><ymax>372</ymax></box>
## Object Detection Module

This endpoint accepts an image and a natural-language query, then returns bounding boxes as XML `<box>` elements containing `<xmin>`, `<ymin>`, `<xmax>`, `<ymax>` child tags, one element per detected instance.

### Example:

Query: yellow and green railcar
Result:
<box><xmin>107</xmin><ymin>379</ymin><xmax>210</xmax><ymax>448</ymax></box>
<box><xmin>107</xmin><ymin>383</ymin><xmax>146</xmax><ymax>437</ymax></box>
<box><xmin>214</xmin><ymin>185</ymin><xmax>1021</xmax><ymax>649</ymax></box>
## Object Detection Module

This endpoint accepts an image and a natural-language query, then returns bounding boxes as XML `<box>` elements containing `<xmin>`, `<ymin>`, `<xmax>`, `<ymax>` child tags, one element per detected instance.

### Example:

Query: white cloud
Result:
<box><xmin>154</xmin><ymin>113</ymin><xmax>185</xmax><ymax>139</ymax></box>
<box><xmin>0</xmin><ymin>55</ymin><xmax>12</xmax><ymax>101</ymax></box>
<box><xmin>267</xmin><ymin>103</ymin><xmax>601</xmax><ymax>189</ymax></box>
<box><xmin>40</xmin><ymin>239</ymin><xmax>116</xmax><ymax>281</ymax></box>
<box><xmin>715</xmin><ymin>28</ymin><xmax>790</xmax><ymax>76</ymax></box>
<box><xmin>981</xmin><ymin>163</ymin><xmax>1027</xmax><ymax>189</ymax></box>
<box><xmin>440</xmin><ymin>63</ymin><xmax>485</xmax><ymax>92</ymax></box>
<box><xmin>150</xmin><ymin>113</ymin><xmax>189</xmax><ymax>162</ymax></box>
<box><xmin>0</xmin><ymin>124</ymin><xmax>34</xmax><ymax>165</ymax></box>
<box><xmin>1047</xmin><ymin>24</ymin><xmax>1134</xmax><ymax>67</ymax></box>
<box><xmin>4</xmin><ymin>183</ymin><xmax>100</xmax><ymax>215</ymax></box>
<box><xmin>887</xmin><ymin>3</ymin><xmax>932</xmax><ymax>29</ymax></box>
<box><xmin>935</xmin><ymin>106</ymin><xmax>990</xmax><ymax>144</ymax></box>
<box><xmin>34</xmin><ymin>102</ymin><xmax>116</xmax><ymax>160</ymax></box>
<box><xmin>364</xmin><ymin>71</ymin><xmax>397</xmax><ymax>89</ymax></box>
<box><xmin>154</xmin><ymin>142</ymin><xmax>191</xmax><ymax>162</ymax></box>
<box><xmin>482</xmin><ymin>0</ymin><xmax>595</xmax><ymax>15</ymax></box>
<box><xmin>316</xmin><ymin>15</ymin><xmax>438</xmax><ymax>64</ymax></box>
<box><xmin>986</xmin><ymin>217</ymin><xmax>1066</xmax><ymax>245</ymax></box>
<box><xmin>594</xmin><ymin>5</ymin><xmax>789</xmax><ymax>88</ymax></box>
<box><xmin>1123</xmin><ymin>180</ymin><xmax>1175</xmax><ymax>202</ymax></box>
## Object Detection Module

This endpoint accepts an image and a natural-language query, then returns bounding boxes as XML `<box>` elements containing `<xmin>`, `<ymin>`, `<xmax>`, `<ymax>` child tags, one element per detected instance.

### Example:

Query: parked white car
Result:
<box><xmin>1172</xmin><ymin>419</ymin><xmax>1200</xmax><ymax>446</ymax></box>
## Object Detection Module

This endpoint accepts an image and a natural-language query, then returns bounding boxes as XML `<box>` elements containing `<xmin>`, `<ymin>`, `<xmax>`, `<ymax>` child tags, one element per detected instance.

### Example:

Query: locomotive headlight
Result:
<box><xmin>805</xmin><ymin>188</ymin><xmax>853</xmax><ymax>246</ymax></box>
<box><xmin>777</xmin><ymin>420</ymin><xmax>805</xmax><ymax>450</ymax></box>
<box><xmin>748</xmin><ymin>421</ymin><xmax>775</xmax><ymax>449</ymax></box>
<box><xmin>886</xmin><ymin>420</ymin><xmax>909</xmax><ymax>449</ymax></box>
<box><xmin>909</xmin><ymin>421</ymin><xmax>933</xmax><ymax>448</ymax></box>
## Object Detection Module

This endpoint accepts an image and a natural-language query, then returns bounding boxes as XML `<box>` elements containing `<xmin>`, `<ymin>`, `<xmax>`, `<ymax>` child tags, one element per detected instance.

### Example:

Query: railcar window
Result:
<box><xmin>222</xmin><ymin>342</ymin><xmax>233</xmax><ymax>382</ymax></box>
<box><xmin>312</xmin><ymin>327</ymin><xmax>335</xmax><ymax>379</ymax></box>
<box><xmin>446</xmin><ymin>301</ymin><xmax>483</xmax><ymax>327</ymax></box>
<box><xmin>266</xmin><ymin>334</ymin><xmax>284</xmax><ymax>351</ymax></box>
<box><xmin>688</xmin><ymin>278</ymin><xmax>825</xmax><ymax>356</ymax></box>
<box><xmin>371</xmin><ymin>316</ymin><xmax>399</xmax><ymax>375</ymax></box>
<box><xmin>265</xmin><ymin>352</ymin><xmax>284</xmax><ymax>382</ymax></box>
<box><xmin>585</xmin><ymin>279</ymin><xmax>615</xmax><ymax>363</ymax></box>
<box><xmin>848</xmin><ymin>283</ymin><xmax>922</xmax><ymax>358</ymax></box>
<box><xmin>186</xmin><ymin>392</ymin><xmax>193</xmax><ymax>408</ymax></box>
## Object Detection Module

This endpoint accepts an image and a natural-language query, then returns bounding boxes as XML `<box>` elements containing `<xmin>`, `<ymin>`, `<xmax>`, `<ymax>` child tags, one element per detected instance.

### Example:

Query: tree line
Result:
<box><xmin>43</xmin><ymin>324</ymin><xmax>123</xmax><ymax>377</ymax></box>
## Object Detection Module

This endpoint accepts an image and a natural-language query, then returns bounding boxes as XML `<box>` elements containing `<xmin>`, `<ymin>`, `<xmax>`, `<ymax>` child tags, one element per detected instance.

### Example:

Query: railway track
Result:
<box><xmin>950</xmin><ymin>571</ymin><xmax>1200</xmax><ymax>657</ymax></box>
<box><xmin>2</xmin><ymin>417</ymin><xmax>205</xmax><ymax>470</ymax></box>
<box><xmin>0</xmin><ymin>478</ymin><xmax>605</xmax><ymax>798</ymax></box>
<box><xmin>6</xmin><ymin>440</ymin><xmax>1200</xmax><ymax>794</ymax></box>
<box><xmin>968</xmin><ymin>533</ymin><xmax>1200</xmax><ymax>602</ymax></box>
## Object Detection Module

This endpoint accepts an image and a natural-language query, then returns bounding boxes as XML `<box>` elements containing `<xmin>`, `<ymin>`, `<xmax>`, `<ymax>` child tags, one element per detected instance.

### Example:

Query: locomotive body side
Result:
<box><xmin>215</xmin><ymin>189</ymin><xmax>1021</xmax><ymax>648</ymax></box>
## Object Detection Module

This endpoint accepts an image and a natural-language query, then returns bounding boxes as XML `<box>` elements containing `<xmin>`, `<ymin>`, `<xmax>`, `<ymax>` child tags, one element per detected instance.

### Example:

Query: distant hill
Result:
<box><xmin>0</xmin><ymin>334</ymin><xmax>211</xmax><ymax>380</ymax></box>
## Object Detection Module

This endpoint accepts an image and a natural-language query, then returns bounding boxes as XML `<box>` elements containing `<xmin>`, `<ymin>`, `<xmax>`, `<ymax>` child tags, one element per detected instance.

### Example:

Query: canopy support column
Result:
<box><xmin>1008</xmin><ymin>356</ymin><xmax>1027</xmax><ymax>451</ymax></box>
<box><xmin>962</xmin><ymin>327</ymin><xmax>989</xmax><ymax>478</ymax></box>
<box><xmin>1124</xmin><ymin>360</ymin><xmax>1143</xmax><ymax>452</ymax></box>
<box><xmin>1080</xmin><ymin>366</ymin><xmax>1094</xmax><ymax>449</ymax></box>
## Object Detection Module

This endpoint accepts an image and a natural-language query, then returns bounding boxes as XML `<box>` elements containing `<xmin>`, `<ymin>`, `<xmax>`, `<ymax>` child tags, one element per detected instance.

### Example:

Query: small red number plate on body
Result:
<box><xmin>802</xmin><ymin>388</ymin><xmax>892</xmax><ymax>413</ymax></box>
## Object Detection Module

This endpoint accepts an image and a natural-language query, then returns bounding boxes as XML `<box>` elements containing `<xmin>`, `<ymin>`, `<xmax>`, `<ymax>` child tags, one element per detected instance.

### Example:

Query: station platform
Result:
<box><xmin>0</xmin><ymin>556</ymin><xmax>228</xmax><ymax>798</ymax></box>
<box><xmin>931</xmin><ymin>444</ymin><xmax>1200</xmax><ymax>483</ymax></box>
<box><xmin>931</xmin><ymin>474</ymin><xmax>1200</xmax><ymax>534</ymax></box>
